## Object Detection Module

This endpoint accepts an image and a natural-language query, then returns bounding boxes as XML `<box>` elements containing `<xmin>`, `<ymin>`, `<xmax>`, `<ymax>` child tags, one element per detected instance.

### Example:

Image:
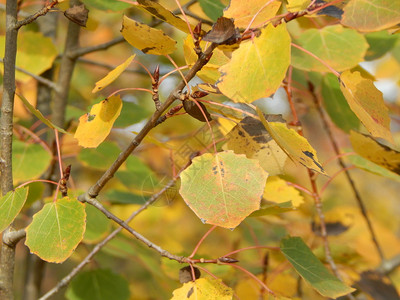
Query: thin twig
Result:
<box><xmin>14</xmin><ymin>1</ymin><xmax>58</xmax><ymax>30</ymax></box>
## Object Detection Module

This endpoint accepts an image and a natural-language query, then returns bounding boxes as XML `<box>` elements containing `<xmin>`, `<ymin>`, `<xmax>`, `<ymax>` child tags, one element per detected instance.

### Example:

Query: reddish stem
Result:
<box><xmin>189</xmin><ymin>225</ymin><xmax>217</xmax><ymax>258</ymax></box>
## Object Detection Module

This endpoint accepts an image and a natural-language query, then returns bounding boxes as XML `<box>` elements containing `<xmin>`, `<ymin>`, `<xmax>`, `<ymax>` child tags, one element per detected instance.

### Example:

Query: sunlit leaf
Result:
<box><xmin>291</xmin><ymin>25</ymin><xmax>368</xmax><ymax>72</ymax></box>
<box><xmin>0</xmin><ymin>31</ymin><xmax>57</xmax><ymax>82</ymax></box>
<box><xmin>339</xmin><ymin>71</ymin><xmax>393</xmax><ymax>142</ymax></box>
<box><xmin>341</xmin><ymin>0</ymin><xmax>400</xmax><ymax>32</ymax></box>
<box><xmin>12</xmin><ymin>140</ymin><xmax>52</xmax><ymax>183</ymax></box>
<box><xmin>257</xmin><ymin>108</ymin><xmax>327</xmax><ymax>175</ymax></box>
<box><xmin>224</xmin><ymin>0</ymin><xmax>281</xmax><ymax>28</ymax></box>
<box><xmin>83</xmin><ymin>0</ymin><xmax>129</xmax><ymax>11</ymax></box>
<box><xmin>350</xmin><ymin>131</ymin><xmax>400</xmax><ymax>175</ymax></box>
<box><xmin>218</xmin><ymin>23</ymin><xmax>290</xmax><ymax>103</ymax></box>
<box><xmin>25</xmin><ymin>197</ymin><xmax>86</xmax><ymax>263</ymax></box>
<box><xmin>249</xmin><ymin>201</ymin><xmax>294</xmax><ymax>217</ymax></box>
<box><xmin>83</xmin><ymin>205</ymin><xmax>111</xmax><ymax>244</ymax></box>
<box><xmin>0</xmin><ymin>187</ymin><xmax>29</xmax><ymax>233</ymax></box>
<box><xmin>321</xmin><ymin>73</ymin><xmax>360</xmax><ymax>133</ymax></box>
<box><xmin>171</xmin><ymin>278</ymin><xmax>233</xmax><ymax>300</ymax></box>
<box><xmin>225</xmin><ymin>115</ymin><xmax>288</xmax><ymax>176</ymax></box>
<box><xmin>78</xmin><ymin>141</ymin><xmax>121</xmax><ymax>171</ymax></box>
<box><xmin>263</xmin><ymin>176</ymin><xmax>304</xmax><ymax>207</ymax></box>
<box><xmin>92</xmin><ymin>54</ymin><xmax>136</xmax><ymax>93</ymax></box>
<box><xmin>121</xmin><ymin>16</ymin><xmax>176</xmax><ymax>55</ymax></box>
<box><xmin>287</xmin><ymin>0</ymin><xmax>310</xmax><ymax>12</ymax></box>
<box><xmin>199</xmin><ymin>0</ymin><xmax>225</xmax><ymax>22</ymax></box>
<box><xmin>281</xmin><ymin>236</ymin><xmax>355</xmax><ymax>298</ymax></box>
<box><xmin>179</xmin><ymin>151</ymin><xmax>268</xmax><ymax>229</ymax></box>
<box><xmin>66</xmin><ymin>269</ymin><xmax>130</xmax><ymax>300</ymax></box>
<box><xmin>74</xmin><ymin>95</ymin><xmax>122</xmax><ymax>148</ymax></box>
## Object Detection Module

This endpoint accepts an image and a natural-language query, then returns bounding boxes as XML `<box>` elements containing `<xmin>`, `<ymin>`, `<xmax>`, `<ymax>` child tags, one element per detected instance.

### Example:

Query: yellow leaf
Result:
<box><xmin>74</xmin><ymin>95</ymin><xmax>122</xmax><ymax>148</ymax></box>
<box><xmin>264</xmin><ymin>176</ymin><xmax>304</xmax><ymax>207</ymax></box>
<box><xmin>287</xmin><ymin>0</ymin><xmax>310</xmax><ymax>12</ymax></box>
<box><xmin>224</xmin><ymin>0</ymin><xmax>281</xmax><ymax>28</ymax></box>
<box><xmin>92</xmin><ymin>54</ymin><xmax>136</xmax><ymax>93</ymax></box>
<box><xmin>171</xmin><ymin>278</ymin><xmax>233</xmax><ymax>300</ymax></box>
<box><xmin>257</xmin><ymin>108</ymin><xmax>326</xmax><ymax>175</ymax></box>
<box><xmin>218</xmin><ymin>23</ymin><xmax>291</xmax><ymax>103</ymax></box>
<box><xmin>339</xmin><ymin>71</ymin><xmax>393</xmax><ymax>143</ymax></box>
<box><xmin>121</xmin><ymin>16</ymin><xmax>176</xmax><ymax>55</ymax></box>
<box><xmin>350</xmin><ymin>131</ymin><xmax>400</xmax><ymax>175</ymax></box>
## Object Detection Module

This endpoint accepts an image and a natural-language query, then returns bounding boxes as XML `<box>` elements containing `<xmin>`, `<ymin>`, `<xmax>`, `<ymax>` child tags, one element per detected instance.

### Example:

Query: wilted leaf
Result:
<box><xmin>64</xmin><ymin>4</ymin><xmax>89</xmax><ymax>27</ymax></box>
<box><xmin>341</xmin><ymin>0</ymin><xmax>400</xmax><ymax>32</ymax></box>
<box><xmin>199</xmin><ymin>0</ymin><xmax>225</xmax><ymax>22</ymax></box>
<box><xmin>281</xmin><ymin>236</ymin><xmax>355</xmax><ymax>298</ymax></box>
<box><xmin>66</xmin><ymin>269</ymin><xmax>130</xmax><ymax>300</ymax></box>
<box><xmin>321</xmin><ymin>73</ymin><xmax>360</xmax><ymax>133</ymax></box>
<box><xmin>224</xmin><ymin>0</ymin><xmax>281</xmax><ymax>28</ymax></box>
<box><xmin>179</xmin><ymin>151</ymin><xmax>268</xmax><ymax>229</ymax></box>
<box><xmin>171</xmin><ymin>278</ymin><xmax>233</xmax><ymax>300</ymax></box>
<box><xmin>0</xmin><ymin>187</ymin><xmax>29</xmax><ymax>233</ymax></box>
<box><xmin>218</xmin><ymin>23</ymin><xmax>290</xmax><ymax>103</ymax></box>
<box><xmin>264</xmin><ymin>176</ymin><xmax>304</xmax><ymax>207</ymax></box>
<box><xmin>203</xmin><ymin>17</ymin><xmax>238</xmax><ymax>44</ymax></box>
<box><xmin>92</xmin><ymin>55</ymin><xmax>136</xmax><ymax>93</ymax></box>
<box><xmin>183</xmin><ymin>99</ymin><xmax>212</xmax><ymax>122</ymax></box>
<box><xmin>356</xmin><ymin>270</ymin><xmax>400</xmax><ymax>300</ymax></box>
<box><xmin>350</xmin><ymin>131</ymin><xmax>400</xmax><ymax>175</ymax></box>
<box><xmin>137</xmin><ymin>0</ymin><xmax>194</xmax><ymax>34</ymax></box>
<box><xmin>291</xmin><ymin>25</ymin><xmax>368</xmax><ymax>72</ymax></box>
<box><xmin>74</xmin><ymin>95</ymin><xmax>122</xmax><ymax>148</ymax></box>
<box><xmin>340</xmin><ymin>71</ymin><xmax>393</xmax><ymax>142</ymax></box>
<box><xmin>257</xmin><ymin>108</ymin><xmax>326</xmax><ymax>175</ymax></box>
<box><xmin>179</xmin><ymin>266</ymin><xmax>201</xmax><ymax>283</ymax></box>
<box><xmin>12</xmin><ymin>140</ymin><xmax>52</xmax><ymax>183</ymax></box>
<box><xmin>225</xmin><ymin>115</ymin><xmax>288</xmax><ymax>175</ymax></box>
<box><xmin>0</xmin><ymin>31</ymin><xmax>57</xmax><ymax>82</ymax></box>
<box><xmin>25</xmin><ymin>197</ymin><xmax>86</xmax><ymax>263</ymax></box>
<box><xmin>121</xmin><ymin>15</ymin><xmax>176</xmax><ymax>55</ymax></box>
<box><xmin>83</xmin><ymin>205</ymin><xmax>111</xmax><ymax>244</ymax></box>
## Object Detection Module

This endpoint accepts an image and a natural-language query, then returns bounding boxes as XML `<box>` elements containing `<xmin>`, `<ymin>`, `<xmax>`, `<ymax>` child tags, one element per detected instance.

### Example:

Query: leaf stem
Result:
<box><xmin>189</xmin><ymin>225</ymin><xmax>217</xmax><ymax>258</ymax></box>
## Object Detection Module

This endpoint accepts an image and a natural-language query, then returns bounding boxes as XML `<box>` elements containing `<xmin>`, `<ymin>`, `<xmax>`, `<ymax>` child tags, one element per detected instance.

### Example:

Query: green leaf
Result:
<box><xmin>83</xmin><ymin>0</ymin><xmax>130</xmax><ymax>11</ymax></box>
<box><xmin>83</xmin><ymin>204</ymin><xmax>111</xmax><ymax>244</ymax></box>
<box><xmin>365</xmin><ymin>31</ymin><xmax>399</xmax><ymax>61</ymax></box>
<box><xmin>12</xmin><ymin>140</ymin><xmax>52</xmax><ymax>183</ymax></box>
<box><xmin>218</xmin><ymin>23</ymin><xmax>291</xmax><ymax>103</ymax></box>
<box><xmin>78</xmin><ymin>141</ymin><xmax>121</xmax><ymax>171</ymax></box>
<box><xmin>281</xmin><ymin>236</ymin><xmax>355</xmax><ymax>298</ymax></box>
<box><xmin>114</xmin><ymin>101</ymin><xmax>152</xmax><ymax>127</ymax></box>
<box><xmin>199</xmin><ymin>0</ymin><xmax>225</xmax><ymax>22</ymax></box>
<box><xmin>179</xmin><ymin>151</ymin><xmax>268</xmax><ymax>229</ymax></box>
<box><xmin>0</xmin><ymin>187</ymin><xmax>29</xmax><ymax>233</ymax></box>
<box><xmin>25</xmin><ymin>197</ymin><xmax>86</xmax><ymax>263</ymax></box>
<box><xmin>291</xmin><ymin>25</ymin><xmax>368</xmax><ymax>72</ymax></box>
<box><xmin>249</xmin><ymin>201</ymin><xmax>294</xmax><ymax>217</ymax></box>
<box><xmin>66</xmin><ymin>269</ymin><xmax>130</xmax><ymax>300</ymax></box>
<box><xmin>341</xmin><ymin>0</ymin><xmax>400</xmax><ymax>32</ymax></box>
<box><xmin>104</xmin><ymin>189</ymin><xmax>149</xmax><ymax>205</ymax></box>
<box><xmin>321</xmin><ymin>73</ymin><xmax>360</xmax><ymax>133</ymax></box>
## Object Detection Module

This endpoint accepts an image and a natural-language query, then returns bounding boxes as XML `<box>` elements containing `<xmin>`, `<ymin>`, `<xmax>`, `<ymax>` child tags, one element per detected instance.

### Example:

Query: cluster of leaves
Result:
<box><xmin>1</xmin><ymin>0</ymin><xmax>400</xmax><ymax>299</ymax></box>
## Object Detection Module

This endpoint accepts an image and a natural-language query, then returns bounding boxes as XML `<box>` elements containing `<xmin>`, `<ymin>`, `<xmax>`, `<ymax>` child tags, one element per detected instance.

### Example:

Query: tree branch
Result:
<box><xmin>14</xmin><ymin>1</ymin><xmax>59</xmax><ymax>30</ymax></box>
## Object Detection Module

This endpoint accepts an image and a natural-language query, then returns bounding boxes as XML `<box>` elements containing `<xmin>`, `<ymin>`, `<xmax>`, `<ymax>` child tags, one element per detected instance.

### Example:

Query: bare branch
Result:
<box><xmin>14</xmin><ymin>1</ymin><xmax>59</xmax><ymax>30</ymax></box>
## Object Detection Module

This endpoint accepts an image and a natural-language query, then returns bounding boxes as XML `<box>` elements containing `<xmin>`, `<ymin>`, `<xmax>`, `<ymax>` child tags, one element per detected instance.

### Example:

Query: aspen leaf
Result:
<box><xmin>339</xmin><ymin>71</ymin><xmax>393</xmax><ymax>142</ymax></box>
<box><xmin>92</xmin><ymin>54</ymin><xmax>136</xmax><ymax>93</ymax></box>
<box><xmin>287</xmin><ymin>0</ymin><xmax>310</xmax><ymax>12</ymax></box>
<box><xmin>199</xmin><ymin>0</ymin><xmax>225</xmax><ymax>22</ymax></box>
<box><xmin>171</xmin><ymin>278</ymin><xmax>233</xmax><ymax>300</ymax></box>
<box><xmin>78</xmin><ymin>141</ymin><xmax>121</xmax><ymax>171</ymax></box>
<box><xmin>218</xmin><ymin>23</ymin><xmax>290</xmax><ymax>103</ymax></box>
<box><xmin>0</xmin><ymin>187</ymin><xmax>29</xmax><ymax>233</ymax></box>
<box><xmin>341</xmin><ymin>0</ymin><xmax>400</xmax><ymax>32</ymax></box>
<box><xmin>179</xmin><ymin>151</ymin><xmax>268</xmax><ymax>229</ymax></box>
<box><xmin>263</xmin><ymin>176</ymin><xmax>304</xmax><ymax>207</ymax></box>
<box><xmin>223</xmin><ymin>0</ymin><xmax>281</xmax><ymax>28</ymax></box>
<box><xmin>350</xmin><ymin>131</ymin><xmax>400</xmax><ymax>175</ymax></box>
<box><xmin>83</xmin><ymin>204</ymin><xmax>111</xmax><ymax>244</ymax></box>
<box><xmin>74</xmin><ymin>95</ymin><xmax>122</xmax><ymax>148</ymax></box>
<box><xmin>257</xmin><ymin>108</ymin><xmax>326</xmax><ymax>175</ymax></box>
<box><xmin>281</xmin><ymin>237</ymin><xmax>355</xmax><ymax>298</ymax></box>
<box><xmin>291</xmin><ymin>25</ymin><xmax>368</xmax><ymax>72</ymax></box>
<box><xmin>225</xmin><ymin>115</ymin><xmax>288</xmax><ymax>176</ymax></box>
<box><xmin>121</xmin><ymin>16</ymin><xmax>176</xmax><ymax>55</ymax></box>
<box><xmin>25</xmin><ymin>197</ymin><xmax>86</xmax><ymax>263</ymax></box>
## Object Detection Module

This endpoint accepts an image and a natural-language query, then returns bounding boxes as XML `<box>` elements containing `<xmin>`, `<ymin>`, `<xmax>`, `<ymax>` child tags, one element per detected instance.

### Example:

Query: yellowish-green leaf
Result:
<box><xmin>287</xmin><ymin>0</ymin><xmax>310</xmax><ymax>12</ymax></box>
<box><xmin>218</xmin><ymin>23</ymin><xmax>290</xmax><ymax>103</ymax></box>
<box><xmin>121</xmin><ymin>16</ymin><xmax>176</xmax><ymax>55</ymax></box>
<box><xmin>74</xmin><ymin>95</ymin><xmax>122</xmax><ymax>148</ymax></box>
<box><xmin>179</xmin><ymin>151</ymin><xmax>268</xmax><ymax>229</ymax></box>
<box><xmin>137</xmin><ymin>0</ymin><xmax>195</xmax><ymax>34</ymax></box>
<box><xmin>339</xmin><ymin>71</ymin><xmax>393</xmax><ymax>142</ymax></box>
<box><xmin>92</xmin><ymin>54</ymin><xmax>136</xmax><ymax>93</ymax></box>
<box><xmin>341</xmin><ymin>0</ymin><xmax>400</xmax><ymax>32</ymax></box>
<box><xmin>0</xmin><ymin>187</ymin><xmax>29</xmax><ymax>233</ymax></box>
<box><xmin>291</xmin><ymin>25</ymin><xmax>368</xmax><ymax>72</ymax></box>
<box><xmin>25</xmin><ymin>197</ymin><xmax>86</xmax><ymax>263</ymax></box>
<box><xmin>350</xmin><ymin>131</ymin><xmax>400</xmax><ymax>175</ymax></box>
<box><xmin>224</xmin><ymin>0</ymin><xmax>281</xmax><ymax>28</ymax></box>
<box><xmin>0</xmin><ymin>31</ymin><xmax>57</xmax><ymax>82</ymax></box>
<box><xmin>225</xmin><ymin>115</ymin><xmax>288</xmax><ymax>176</ymax></box>
<box><xmin>171</xmin><ymin>278</ymin><xmax>233</xmax><ymax>300</ymax></box>
<box><xmin>264</xmin><ymin>176</ymin><xmax>304</xmax><ymax>207</ymax></box>
<box><xmin>83</xmin><ymin>205</ymin><xmax>111</xmax><ymax>244</ymax></box>
<box><xmin>257</xmin><ymin>108</ymin><xmax>326</xmax><ymax>175</ymax></box>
